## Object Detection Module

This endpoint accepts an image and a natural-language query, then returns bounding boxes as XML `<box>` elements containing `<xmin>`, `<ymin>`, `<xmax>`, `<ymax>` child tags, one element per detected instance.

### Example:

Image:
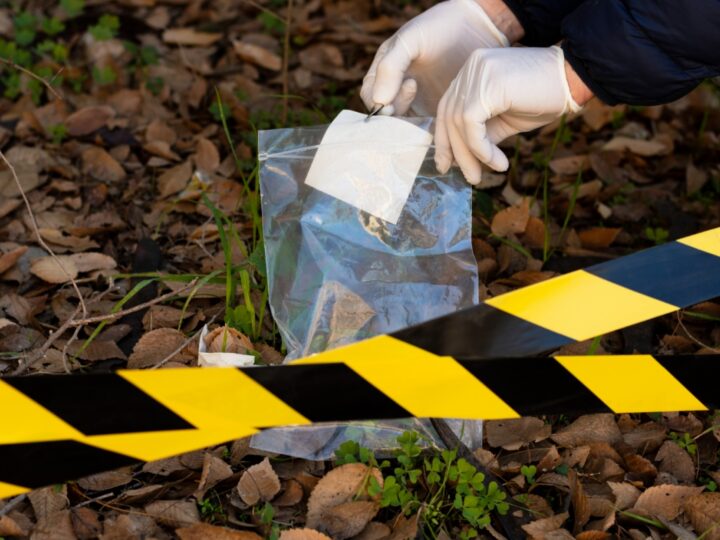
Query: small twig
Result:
<box><xmin>0</xmin><ymin>57</ymin><xmax>63</xmax><ymax>100</ymax></box>
<box><xmin>66</xmin><ymin>279</ymin><xmax>199</xmax><ymax>327</ymax></box>
<box><xmin>675</xmin><ymin>312</ymin><xmax>720</xmax><ymax>352</ymax></box>
<box><xmin>0</xmin><ymin>494</ymin><xmax>27</xmax><ymax>517</ymax></box>
<box><xmin>280</xmin><ymin>0</ymin><xmax>294</xmax><ymax>124</ymax></box>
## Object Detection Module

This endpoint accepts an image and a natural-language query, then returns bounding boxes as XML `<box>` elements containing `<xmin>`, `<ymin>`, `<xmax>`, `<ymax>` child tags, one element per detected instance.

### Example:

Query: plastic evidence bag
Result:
<box><xmin>252</xmin><ymin>110</ymin><xmax>481</xmax><ymax>459</ymax></box>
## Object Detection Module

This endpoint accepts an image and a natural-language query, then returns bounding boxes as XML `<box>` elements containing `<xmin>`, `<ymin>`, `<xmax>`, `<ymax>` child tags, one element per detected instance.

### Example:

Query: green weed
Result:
<box><xmin>645</xmin><ymin>226</ymin><xmax>669</xmax><ymax>245</ymax></box>
<box><xmin>669</xmin><ymin>431</ymin><xmax>698</xmax><ymax>456</ymax></box>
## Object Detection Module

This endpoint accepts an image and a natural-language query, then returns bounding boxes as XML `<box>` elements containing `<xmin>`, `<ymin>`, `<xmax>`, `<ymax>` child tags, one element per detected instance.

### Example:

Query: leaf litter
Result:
<box><xmin>0</xmin><ymin>0</ymin><xmax>718</xmax><ymax>538</ymax></box>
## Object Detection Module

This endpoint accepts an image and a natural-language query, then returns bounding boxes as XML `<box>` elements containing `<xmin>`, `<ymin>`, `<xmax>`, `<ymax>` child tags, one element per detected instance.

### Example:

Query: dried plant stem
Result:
<box><xmin>0</xmin><ymin>57</ymin><xmax>63</xmax><ymax>100</ymax></box>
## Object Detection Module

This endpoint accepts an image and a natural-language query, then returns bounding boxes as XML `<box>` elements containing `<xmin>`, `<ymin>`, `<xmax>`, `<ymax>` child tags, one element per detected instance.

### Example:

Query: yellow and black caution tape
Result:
<box><xmin>0</xmin><ymin>227</ymin><xmax>718</xmax><ymax>497</ymax></box>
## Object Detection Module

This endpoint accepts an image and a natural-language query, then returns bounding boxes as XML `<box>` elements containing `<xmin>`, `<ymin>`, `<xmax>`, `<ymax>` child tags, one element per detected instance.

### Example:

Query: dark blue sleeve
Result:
<box><xmin>503</xmin><ymin>0</ymin><xmax>582</xmax><ymax>46</ymax></box>
<box><xmin>561</xmin><ymin>0</ymin><xmax>720</xmax><ymax>105</ymax></box>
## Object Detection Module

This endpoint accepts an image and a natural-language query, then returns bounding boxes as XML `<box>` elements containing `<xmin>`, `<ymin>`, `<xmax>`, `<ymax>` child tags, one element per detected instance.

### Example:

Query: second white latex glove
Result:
<box><xmin>435</xmin><ymin>46</ymin><xmax>582</xmax><ymax>185</ymax></box>
<box><xmin>360</xmin><ymin>0</ymin><xmax>509</xmax><ymax>117</ymax></box>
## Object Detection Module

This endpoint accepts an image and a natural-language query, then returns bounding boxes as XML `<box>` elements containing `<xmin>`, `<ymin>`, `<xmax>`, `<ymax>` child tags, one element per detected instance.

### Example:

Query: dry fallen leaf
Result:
<box><xmin>30</xmin><ymin>255</ymin><xmax>79</xmax><ymax>284</ymax></box>
<box><xmin>491</xmin><ymin>199</ymin><xmax>530</xmax><ymax>237</ymax></box>
<box><xmin>607</xmin><ymin>481</ymin><xmax>641</xmax><ymax>510</ymax></box>
<box><xmin>81</xmin><ymin>146</ymin><xmax>126</xmax><ymax>182</ymax></box>
<box><xmin>205</xmin><ymin>325</ymin><xmax>253</xmax><ymax>354</ymax></box>
<box><xmin>163</xmin><ymin>28</ymin><xmax>223</xmax><ymax>46</ymax></box>
<box><xmin>32</xmin><ymin>509</ymin><xmax>76</xmax><ymax>540</ymax></box>
<box><xmin>146</xmin><ymin>119</ymin><xmax>177</xmax><ymax>146</ymax></box>
<box><xmin>0</xmin><ymin>512</ymin><xmax>32</xmax><ymax>537</ymax></box>
<box><xmin>602</xmin><ymin>136</ymin><xmax>668</xmax><ymax>156</ymax></box>
<box><xmin>69</xmin><ymin>252</ymin><xmax>117</xmax><ymax>273</ymax></box>
<box><xmin>77</xmin><ymin>467</ymin><xmax>133</xmax><ymax>491</ymax></box>
<box><xmin>144</xmin><ymin>500</ymin><xmax>201</xmax><ymax>527</ymax></box>
<box><xmin>387</xmin><ymin>513</ymin><xmax>419</xmax><ymax>540</ymax></box>
<box><xmin>655</xmin><ymin>440</ymin><xmax>695</xmax><ymax>484</ymax></box>
<box><xmin>65</xmin><ymin>105</ymin><xmax>116</xmax><ymax>136</ymax></box>
<box><xmin>352</xmin><ymin>522</ymin><xmax>392</xmax><ymax>540</ymax></box>
<box><xmin>128</xmin><ymin>327</ymin><xmax>195</xmax><ymax>368</ymax></box>
<box><xmin>569</xmin><ymin>469</ymin><xmax>590</xmax><ymax>533</ymax></box>
<box><xmin>194</xmin><ymin>137</ymin><xmax>220</xmax><ymax>173</ymax></box>
<box><xmin>551</xmin><ymin>414</ymin><xmax>622</xmax><ymax>448</ymax></box>
<box><xmin>0</xmin><ymin>245</ymin><xmax>27</xmax><ymax>274</ymax></box>
<box><xmin>278</xmin><ymin>530</ymin><xmax>332</xmax><ymax>540</ymax></box>
<box><xmin>632</xmin><ymin>484</ymin><xmax>704</xmax><ymax>520</ymax></box>
<box><xmin>158</xmin><ymin>160</ymin><xmax>193</xmax><ymax>198</ymax></box>
<box><xmin>274</xmin><ymin>479</ymin><xmax>304</xmax><ymax>507</ymax></box>
<box><xmin>549</xmin><ymin>155</ymin><xmax>589</xmax><ymax>175</ymax></box>
<box><xmin>71</xmin><ymin>506</ymin><xmax>101</xmax><ymax>539</ymax></box>
<box><xmin>237</xmin><ymin>457</ymin><xmax>281</xmax><ymax>505</ymax></box>
<box><xmin>522</xmin><ymin>512</ymin><xmax>569</xmax><ymax>540</ymax></box>
<box><xmin>622</xmin><ymin>422</ymin><xmax>667</xmax><ymax>452</ymax></box>
<box><xmin>195</xmin><ymin>453</ymin><xmax>234</xmax><ymax>500</ymax></box>
<box><xmin>102</xmin><ymin>513</ymin><xmax>157</xmax><ymax>539</ymax></box>
<box><xmin>322</xmin><ymin>501</ymin><xmax>379</xmax><ymax>539</ymax></box>
<box><xmin>306</xmin><ymin>463</ymin><xmax>382</xmax><ymax>529</ymax></box>
<box><xmin>28</xmin><ymin>485</ymin><xmax>69</xmax><ymax>522</ymax></box>
<box><xmin>233</xmin><ymin>40</ymin><xmax>282</xmax><ymax>71</ymax></box>
<box><xmin>39</xmin><ymin>229</ymin><xmax>99</xmax><ymax>251</ymax></box>
<box><xmin>684</xmin><ymin>493</ymin><xmax>720</xmax><ymax>540</ymax></box>
<box><xmin>177</xmin><ymin>523</ymin><xmax>263</xmax><ymax>540</ymax></box>
<box><xmin>143</xmin><ymin>305</ymin><xmax>191</xmax><ymax>330</ymax></box>
<box><xmin>686</xmin><ymin>161</ymin><xmax>709</xmax><ymax>195</ymax></box>
<box><xmin>486</xmin><ymin>417</ymin><xmax>551</xmax><ymax>450</ymax></box>
<box><xmin>578</xmin><ymin>227</ymin><xmax>621</xmax><ymax>249</ymax></box>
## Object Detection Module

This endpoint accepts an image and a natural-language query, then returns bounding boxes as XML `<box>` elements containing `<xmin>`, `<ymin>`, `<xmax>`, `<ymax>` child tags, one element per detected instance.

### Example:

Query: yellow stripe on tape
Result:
<box><xmin>0</xmin><ymin>381</ymin><xmax>82</xmax><ymax>445</ymax></box>
<box><xmin>120</xmin><ymin>368</ymin><xmax>310</xmax><ymax>431</ymax></box>
<box><xmin>678</xmin><ymin>228</ymin><xmax>720</xmax><ymax>257</ymax></box>
<box><xmin>0</xmin><ymin>481</ymin><xmax>29</xmax><ymax>499</ymax></box>
<box><xmin>301</xmin><ymin>336</ymin><xmax>519</xmax><ymax>420</ymax></box>
<box><xmin>556</xmin><ymin>355</ymin><xmax>707</xmax><ymax>413</ymax></box>
<box><xmin>485</xmin><ymin>270</ymin><xmax>678</xmax><ymax>341</ymax></box>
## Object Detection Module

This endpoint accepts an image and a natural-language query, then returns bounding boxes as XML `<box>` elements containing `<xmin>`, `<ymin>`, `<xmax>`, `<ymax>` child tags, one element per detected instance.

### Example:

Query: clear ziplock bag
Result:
<box><xmin>251</xmin><ymin>112</ymin><xmax>481</xmax><ymax>458</ymax></box>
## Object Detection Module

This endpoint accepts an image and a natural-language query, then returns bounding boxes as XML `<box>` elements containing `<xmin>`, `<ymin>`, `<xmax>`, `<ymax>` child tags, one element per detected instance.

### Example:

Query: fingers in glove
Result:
<box><xmin>462</xmin><ymin>104</ymin><xmax>510</xmax><ymax>172</ymax></box>
<box><xmin>372</xmin><ymin>34</ymin><xmax>418</xmax><ymax>110</ymax></box>
<box><xmin>360</xmin><ymin>41</ymin><xmax>388</xmax><ymax>112</ymax></box>
<box><xmin>434</xmin><ymin>93</ymin><xmax>453</xmax><ymax>174</ymax></box>
<box><xmin>448</xmin><ymin>103</ymin><xmax>483</xmax><ymax>185</ymax></box>
<box><xmin>391</xmin><ymin>78</ymin><xmax>417</xmax><ymax>116</ymax></box>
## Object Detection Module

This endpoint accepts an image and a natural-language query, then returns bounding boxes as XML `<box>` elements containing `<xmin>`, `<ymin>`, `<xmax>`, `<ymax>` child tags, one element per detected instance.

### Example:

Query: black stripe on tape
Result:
<box><xmin>244</xmin><ymin>363</ymin><xmax>411</xmax><ymax>423</ymax></box>
<box><xmin>459</xmin><ymin>357</ymin><xmax>611</xmax><ymax>416</ymax></box>
<box><xmin>655</xmin><ymin>355</ymin><xmax>720</xmax><ymax>407</ymax></box>
<box><xmin>6</xmin><ymin>375</ymin><xmax>194</xmax><ymax>435</ymax></box>
<box><xmin>0</xmin><ymin>440</ymin><xmax>137</xmax><ymax>489</ymax></box>
<box><xmin>391</xmin><ymin>304</ymin><xmax>571</xmax><ymax>359</ymax></box>
<box><xmin>587</xmin><ymin>242</ymin><xmax>720</xmax><ymax>306</ymax></box>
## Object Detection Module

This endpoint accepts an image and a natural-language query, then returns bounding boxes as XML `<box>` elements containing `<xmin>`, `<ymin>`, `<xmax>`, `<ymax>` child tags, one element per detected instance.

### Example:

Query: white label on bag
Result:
<box><xmin>304</xmin><ymin>109</ymin><xmax>433</xmax><ymax>224</ymax></box>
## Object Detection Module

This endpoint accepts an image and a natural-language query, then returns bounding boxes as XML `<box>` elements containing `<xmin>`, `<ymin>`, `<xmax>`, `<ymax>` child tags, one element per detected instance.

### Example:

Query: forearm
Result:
<box><xmin>475</xmin><ymin>0</ymin><xmax>524</xmax><ymax>43</ymax></box>
<box><xmin>564</xmin><ymin>60</ymin><xmax>593</xmax><ymax>105</ymax></box>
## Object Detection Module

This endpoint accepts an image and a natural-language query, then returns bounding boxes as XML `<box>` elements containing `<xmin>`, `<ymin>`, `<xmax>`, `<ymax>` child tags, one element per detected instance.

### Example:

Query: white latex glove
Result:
<box><xmin>435</xmin><ymin>46</ymin><xmax>582</xmax><ymax>185</ymax></box>
<box><xmin>360</xmin><ymin>0</ymin><xmax>509</xmax><ymax>117</ymax></box>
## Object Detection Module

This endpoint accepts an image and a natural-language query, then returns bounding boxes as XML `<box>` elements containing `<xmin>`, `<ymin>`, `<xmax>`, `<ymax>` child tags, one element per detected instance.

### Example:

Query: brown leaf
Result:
<box><xmin>69</xmin><ymin>252</ymin><xmax>117</xmax><ymax>273</ymax></box>
<box><xmin>56</xmin><ymin>338</ymin><xmax>127</xmax><ymax>362</ymax></box>
<box><xmin>143</xmin><ymin>305</ymin><xmax>190</xmax><ymax>330</ymax></box>
<box><xmin>623</xmin><ymin>452</ymin><xmax>658</xmax><ymax>484</ymax></box>
<box><xmin>569</xmin><ymin>470</ymin><xmax>590</xmax><ymax>533</ymax></box>
<box><xmin>491</xmin><ymin>199</ymin><xmax>530</xmax><ymax>237</ymax></box>
<box><xmin>146</xmin><ymin>119</ymin><xmax>177</xmax><ymax>146</ymax></box>
<box><xmin>607</xmin><ymin>481</ymin><xmax>641</xmax><ymax>510</ymax></box>
<box><xmin>30</xmin><ymin>255</ymin><xmax>79</xmax><ymax>284</ymax></box>
<box><xmin>578</xmin><ymin>227</ymin><xmax>621</xmax><ymax>249</ymax></box>
<box><xmin>39</xmin><ymin>229</ymin><xmax>99</xmax><ymax>251</ymax></box>
<box><xmin>581</xmin><ymin>101</ymin><xmax>625</xmax><ymax>131</ymax></box>
<box><xmin>602</xmin><ymin>136</ymin><xmax>669</xmax><ymax>156</ymax></box>
<box><xmin>0</xmin><ymin>245</ymin><xmax>27</xmax><ymax>274</ymax></box>
<box><xmin>387</xmin><ymin>513</ymin><xmax>419</xmax><ymax>540</ymax></box>
<box><xmin>0</xmin><ymin>511</ymin><xmax>32</xmax><ymax>537</ymax></box>
<box><xmin>115</xmin><ymin>484</ymin><xmax>166</xmax><ymax>505</ymax></box>
<box><xmin>71</xmin><ymin>507</ymin><xmax>101</xmax><ymax>540</ymax></box>
<box><xmin>205</xmin><ymin>325</ymin><xmax>253</xmax><ymax>354</ymax></box>
<box><xmin>655</xmin><ymin>440</ymin><xmax>696</xmax><ymax>483</ymax></box>
<box><xmin>158</xmin><ymin>161</ymin><xmax>193</xmax><ymax>198</ymax></box>
<box><xmin>352</xmin><ymin>522</ymin><xmax>391</xmax><ymax>540</ymax></box>
<box><xmin>77</xmin><ymin>467</ymin><xmax>133</xmax><ymax>491</ymax></box>
<box><xmin>65</xmin><ymin>105</ymin><xmax>116</xmax><ymax>136</ymax></box>
<box><xmin>523</xmin><ymin>216</ymin><xmax>546</xmax><ymax>248</ymax></box>
<box><xmin>31</xmin><ymin>509</ymin><xmax>76</xmax><ymax>540</ymax></box>
<box><xmin>622</xmin><ymin>422</ymin><xmax>667</xmax><ymax>452</ymax></box>
<box><xmin>195</xmin><ymin>453</ymin><xmax>234</xmax><ymax>500</ymax></box>
<box><xmin>684</xmin><ymin>493</ymin><xmax>720</xmax><ymax>540</ymax></box>
<box><xmin>279</xmin><ymin>530</ymin><xmax>332</xmax><ymax>540</ymax></box>
<box><xmin>275</xmin><ymin>479</ymin><xmax>304</xmax><ymax>507</ymax></box>
<box><xmin>28</xmin><ymin>485</ymin><xmax>69</xmax><ymax>522</ymax></box>
<box><xmin>163</xmin><ymin>28</ymin><xmax>223</xmax><ymax>46</ymax></box>
<box><xmin>233</xmin><ymin>40</ymin><xmax>282</xmax><ymax>71</ymax></box>
<box><xmin>177</xmin><ymin>523</ymin><xmax>263</xmax><ymax>540</ymax></box>
<box><xmin>81</xmin><ymin>147</ymin><xmax>126</xmax><ymax>182</ymax></box>
<box><xmin>144</xmin><ymin>140</ymin><xmax>181</xmax><ymax>161</ymax></box>
<box><xmin>322</xmin><ymin>500</ymin><xmax>379</xmax><ymax>539</ymax></box>
<box><xmin>486</xmin><ymin>417</ymin><xmax>551</xmax><ymax>450</ymax></box>
<box><xmin>632</xmin><ymin>484</ymin><xmax>704</xmax><ymax>520</ymax></box>
<box><xmin>549</xmin><ymin>155</ymin><xmax>589</xmax><ymax>175</ymax></box>
<box><xmin>306</xmin><ymin>463</ymin><xmax>382</xmax><ymax>529</ymax></box>
<box><xmin>522</xmin><ymin>512</ymin><xmax>569</xmax><ymax>540</ymax></box>
<box><xmin>144</xmin><ymin>500</ymin><xmax>200</xmax><ymax>527</ymax></box>
<box><xmin>576</xmin><ymin>533</ymin><xmax>611</xmax><ymax>540</ymax></box>
<box><xmin>195</xmin><ymin>137</ymin><xmax>220</xmax><ymax>173</ymax></box>
<box><xmin>236</xmin><ymin>457</ymin><xmax>281</xmax><ymax>505</ymax></box>
<box><xmin>686</xmin><ymin>161</ymin><xmax>709</xmax><ymax>195</ymax></box>
<box><xmin>128</xmin><ymin>327</ymin><xmax>194</xmax><ymax>368</ymax></box>
<box><xmin>551</xmin><ymin>414</ymin><xmax>621</xmax><ymax>448</ymax></box>
<box><xmin>102</xmin><ymin>513</ymin><xmax>157</xmax><ymax>539</ymax></box>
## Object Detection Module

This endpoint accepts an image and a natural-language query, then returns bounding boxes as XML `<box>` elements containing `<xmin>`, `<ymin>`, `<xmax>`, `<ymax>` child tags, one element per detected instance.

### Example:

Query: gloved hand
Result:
<box><xmin>360</xmin><ymin>0</ymin><xmax>510</xmax><ymax>117</ymax></box>
<box><xmin>435</xmin><ymin>46</ymin><xmax>582</xmax><ymax>185</ymax></box>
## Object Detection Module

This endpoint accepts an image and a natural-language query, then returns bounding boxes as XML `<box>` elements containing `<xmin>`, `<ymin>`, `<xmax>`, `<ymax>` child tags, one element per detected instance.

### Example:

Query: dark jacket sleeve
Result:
<box><xmin>560</xmin><ymin>0</ymin><xmax>720</xmax><ymax>105</ymax></box>
<box><xmin>503</xmin><ymin>0</ymin><xmax>582</xmax><ymax>46</ymax></box>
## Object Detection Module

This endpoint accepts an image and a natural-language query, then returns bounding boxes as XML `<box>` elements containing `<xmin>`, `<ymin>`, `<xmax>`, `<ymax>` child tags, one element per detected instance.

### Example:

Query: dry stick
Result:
<box><xmin>0</xmin><ymin>494</ymin><xmax>26</xmax><ymax>518</ymax></box>
<box><xmin>675</xmin><ymin>312</ymin><xmax>720</xmax><ymax>353</ymax></box>
<box><xmin>0</xmin><ymin>57</ymin><xmax>63</xmax><ymax>100</ymax></box>
<box><xmin>280</xmin><ymin>0</ymin><xmax>294</xmax><ymax>124</ymax></box>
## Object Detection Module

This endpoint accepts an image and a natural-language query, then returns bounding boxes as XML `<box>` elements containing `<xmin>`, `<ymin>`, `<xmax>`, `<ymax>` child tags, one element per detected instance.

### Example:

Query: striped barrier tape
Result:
<box><xmin>0</xmin><ymin>227</ymin><xmax>718</xmax><ymax>498</ymax></box>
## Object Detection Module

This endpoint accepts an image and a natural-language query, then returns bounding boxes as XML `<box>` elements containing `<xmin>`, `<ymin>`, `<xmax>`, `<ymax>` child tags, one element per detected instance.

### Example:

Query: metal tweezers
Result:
<box><xmin>364</xmin><ymin>104</ymin><xmax>383</xmax><ymax>122</ymax></box>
